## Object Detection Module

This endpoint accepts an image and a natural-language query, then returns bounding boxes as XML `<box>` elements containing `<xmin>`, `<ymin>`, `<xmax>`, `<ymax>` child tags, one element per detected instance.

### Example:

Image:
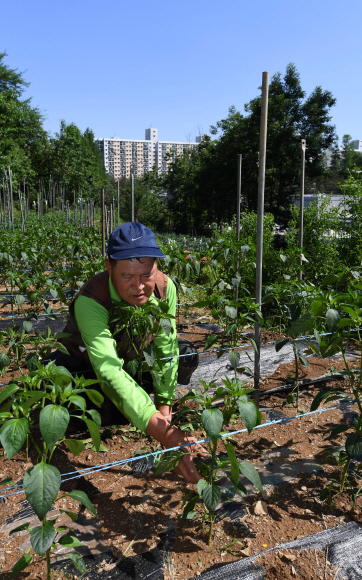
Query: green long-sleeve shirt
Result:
<box><xmin>74</xmin><ymin>276</ymin><xmax>179</xmax><ymax>431</ymax></box>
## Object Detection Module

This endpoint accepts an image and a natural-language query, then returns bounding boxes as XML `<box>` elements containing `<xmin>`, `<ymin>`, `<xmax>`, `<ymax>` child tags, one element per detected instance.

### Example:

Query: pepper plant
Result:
<box><xmin>109</xmin><ymin>297</ymin><xmax>175</xmax><ymax>389</ymax></box>
<box><xmin>154</xmin><ymin>362</ymin><xmax>263</xmax><ymax>545</ymax></box>
<box><xmin>0</xmin><ymin>361</ymin><xmax>103</xmax><ymax>579</ymax></box>
<box><xmin>306</xmin><ymin>276</ymin><xmax>362</xmax><ymax>498</ymax></box>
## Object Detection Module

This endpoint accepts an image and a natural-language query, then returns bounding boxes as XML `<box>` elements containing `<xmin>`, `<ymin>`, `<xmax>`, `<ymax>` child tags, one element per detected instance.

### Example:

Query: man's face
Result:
<box><xmin>105</xmin><ymin>257</ymin><xmax>158</xmax><ymax>306</ymax></box>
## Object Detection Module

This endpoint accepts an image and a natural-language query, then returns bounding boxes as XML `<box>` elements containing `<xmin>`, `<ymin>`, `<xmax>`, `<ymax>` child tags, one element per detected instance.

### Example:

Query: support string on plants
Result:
<box><xmin>0</xmin><ymin>398</ymin><xmax>354</xmax><ymax>501</ymax></box>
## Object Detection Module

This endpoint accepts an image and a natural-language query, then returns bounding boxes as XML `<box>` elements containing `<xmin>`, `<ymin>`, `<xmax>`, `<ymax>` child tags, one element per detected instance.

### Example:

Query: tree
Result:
<box><xmin>161</xmin><ymin>63</ymin><xmax>337</xmax><ymax>231</ymax></box>
<box><xmin>0</xmin><ymin>52</ymin><xmax>48</xmax><ymax>192</ymax></box>
<box><xmin>48</xmin><ymin>121</ymin><xmax>111</xmax><ymax>201</ymax></box>
<box><xmin>120</xmin><ymin>176</ymin><xmax>168</xmax><ymax>230</ymax></box>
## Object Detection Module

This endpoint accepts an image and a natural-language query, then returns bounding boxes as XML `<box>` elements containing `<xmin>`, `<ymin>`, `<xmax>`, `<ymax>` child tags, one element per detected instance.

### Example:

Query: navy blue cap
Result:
<box><xmin>107</xmin><ymin>222</ymin><xmax>165</xmax><ymax>260</ymax></box>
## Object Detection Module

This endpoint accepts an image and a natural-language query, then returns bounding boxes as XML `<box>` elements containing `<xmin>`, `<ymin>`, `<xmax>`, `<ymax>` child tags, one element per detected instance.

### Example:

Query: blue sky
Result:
<box><xmin>2</xmin><ymin>0</ymin><xmax>361</xmax><ymax>145</ymax></box>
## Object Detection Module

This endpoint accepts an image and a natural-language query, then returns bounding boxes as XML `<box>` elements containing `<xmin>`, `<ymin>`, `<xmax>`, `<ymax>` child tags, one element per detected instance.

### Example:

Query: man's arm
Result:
<box><xmin>146</xmin><ymin>412</ymin><xmax>207</xmax><ymax>483</ymax></box>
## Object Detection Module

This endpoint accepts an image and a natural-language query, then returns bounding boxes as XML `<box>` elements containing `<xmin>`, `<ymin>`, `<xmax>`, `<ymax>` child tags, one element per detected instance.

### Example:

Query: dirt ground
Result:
<box><xmin>1</xmin><ymin>349</ymin><xmax>361</xmax><ymax>579</ymax></box>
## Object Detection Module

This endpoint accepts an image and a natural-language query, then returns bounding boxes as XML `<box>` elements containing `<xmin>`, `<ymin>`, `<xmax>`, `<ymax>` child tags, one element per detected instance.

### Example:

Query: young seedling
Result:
<box><xmin>155</xmin><ymin>376</ymin><xmax>263</xmax><ymax>545</ymax></box>
<box><xmin>0</xmin><ymin>361</ymin><xmax>102</xmax><ymax>579</ymax></box>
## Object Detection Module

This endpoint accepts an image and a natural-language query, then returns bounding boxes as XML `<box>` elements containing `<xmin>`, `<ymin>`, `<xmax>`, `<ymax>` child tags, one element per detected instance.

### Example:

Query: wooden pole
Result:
<box><xmin>254</xmin><ymin>71</ymin><xmax>269</xmax><ymax>409</ymax></box>
<box><xmin>298</xmin><ymin>139</ymin><xmax>306</xmax><ymax>281</ymax></box>
<box><xmin>101</xmin><ymin>189</ymin><xmax>105</xmax><ymax>258</ymax></box>
<box><xmin>235</xmin><ymin>154</ymin><xmax>242</xmax><ymax>302</ymax></box>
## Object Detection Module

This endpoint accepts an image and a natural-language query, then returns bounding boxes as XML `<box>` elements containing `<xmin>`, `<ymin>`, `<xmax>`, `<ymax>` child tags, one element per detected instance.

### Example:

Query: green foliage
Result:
<box><xmin>155</xmin><ymin>376</ymin><xmax>263</xmax><ymax>545</ymax></box>
<box><xmin>109</xmin><ymin>295</ymin><xmax>175</xmax><ymax>388</ymax></box>
<box><xmin>1</xmin><ymin>362</ymin><xmax>99</xmax><ymax>579</ymax></box>
<box><xmin>159</xmin><ymin>63</ymin><xmax>336</xmax><ymax>230</ymax></box>
<box><xmin>308</xmin><ymin>278</ymin><xmax>362</xmax><ymax>500</ymax></box>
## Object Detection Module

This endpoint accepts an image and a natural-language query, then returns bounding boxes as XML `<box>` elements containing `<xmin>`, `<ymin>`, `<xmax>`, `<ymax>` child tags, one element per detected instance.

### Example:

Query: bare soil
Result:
<box><xmin>1</xmin><ymin>351</ymin><xmax>361</xmax><ymax>579</ymax></box>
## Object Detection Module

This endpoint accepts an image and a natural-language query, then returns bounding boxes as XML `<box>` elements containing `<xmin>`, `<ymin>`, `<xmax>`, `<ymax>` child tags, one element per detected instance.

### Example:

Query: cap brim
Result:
<box><xmin>109</xmin><ymin>247</ymin><xmax>166</xmax><ymax>260</ymax></box>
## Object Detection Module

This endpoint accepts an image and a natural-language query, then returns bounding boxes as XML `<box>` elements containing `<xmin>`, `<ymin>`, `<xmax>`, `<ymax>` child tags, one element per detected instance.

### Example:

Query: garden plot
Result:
<box><xmin>1</xmin><ymin>357</ymin><xmax>361</xmax><ymax>580</ymax></box>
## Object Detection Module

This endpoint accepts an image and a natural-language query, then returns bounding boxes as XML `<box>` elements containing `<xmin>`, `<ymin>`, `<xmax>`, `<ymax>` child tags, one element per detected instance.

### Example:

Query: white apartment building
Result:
<box><xmin>95</xmin><ymin>128</ymin><xmax>200</xmax><ymax>179</ymax></box>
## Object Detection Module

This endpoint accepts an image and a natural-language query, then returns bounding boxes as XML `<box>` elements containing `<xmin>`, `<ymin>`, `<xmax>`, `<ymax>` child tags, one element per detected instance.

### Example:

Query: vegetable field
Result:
<box><xmin>1</xmin><ymin>208</ymin><xmax>362</xmax><ymax>580</ymax></box>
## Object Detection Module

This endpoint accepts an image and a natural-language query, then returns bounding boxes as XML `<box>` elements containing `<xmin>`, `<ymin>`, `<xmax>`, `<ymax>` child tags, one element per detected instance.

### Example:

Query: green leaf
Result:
<box><xmin>15</xmin><ymin>294</ymin><xmax>25</xmax><ymax>306</ymax></box>
<box><xmin>326</xmin><ymin>309</ymin><xmax>340</xmax><ymax>331</ymax></box>
<box><xmin>202</xmin><ymin>484</ymin><xmax>221</xmax><ymax>512</ymax></box>
<box><xmin>238</xmin><ymin>399</ymin><xmax>260</xmax><ymax>434</ymax></box>
<box><xmin>9</xmin><ymin>521</ymin><xmax>30</xmax><ymax>535</ymax></box>
<box><xmin>298</xmin><ymin>355</ymin><xmax>310</xmax><ymax>368</ymax></box>
<box><xmin>11</xmin><ymin>554</ymin><xmax>33</xmax><ymax>579</ymax></box>
<box><xmin>201</xmin><ymin>408</ymin><xmax>223</xmax><ymax>439</ymax></box>
<box><xmin>310</xmin><ymin>300</ymin><xmax>324</xmax><ymax>316</ymax></box>
<box><xmin>160</xmin><ymin>318</ymin><xmax>172</xmax><ymax>336</ymax></box>
<box><xmin>181</xmin><ymin>494</ymin><xmax>198</xmax><ymax>520</ymax></box>
<box><xmin>345</xmin><ymin>433</ymin><xmax>362</xmax><ymax>458</ymax></box>
<box><xmin>39</xmin><ymin>405</ymin><xmax>69</xmax><ymax>452</ymax></box>
<box><xmin>326</xmin><ymin>425</ymin><xmax>350</xmax><ymax>440</ymax></box>
<box><xmin>0</xmin><ymin>417</ymin><xmax>29</xmax><ymax>459</ymax></box>
<box><xmin>64</xmin><ymin>490</ymin><xmax>97</xmax><ymax>517</ymax></box>
<box><xmin>59</xmin><ymin>509</ymin><xmax>78</xmax><ymax>522</ymax></box>
<box><xmin>88</xmin><ymin>409</ymin><xmax>101</xmax><ymax>429</ymax></box>
<box><xmin>275</xmin><ymin>338</ymin><xmax>289</xmax><ymax>352</ymax></box>
<box><xmin>25</xmin><ymin>352</ymin><xmax>39</xmax><ymax>371</ymax></box>
<box><xmin>86</xmin><ymin>389</ymin><xmax>103</xmax><ymax>407</ymax></box>
<box><xmin>144</xmin><ymin>347</ymin><xmax>156</xmax><ymax>367</ymax></box>
<box><xmin>23</xmin><ymin>320</ymin><xmax>33</xmax><ymax>333</ymax></box>
<box><xmin>197</xmin><ymin>479</ymin><xmax>208</xmax><ymax>496</ymax></box>
<box><xmin>0</xmin><ymin>382</ymin><xmax>19</xmax><ymax>405</ymax></box>
<box><xmin>225</xmin><ymin>305</ymin><xmax>237</xmax><ymax>319</ymax></box>
<box><xmin>229</xmin><ymin>351</ymin><xmax>240</xmax><ymax>370</ymax></box>
<box><xmin>225</xmin><ymin>442</ymin><xmax>239</xmax><ymax>487</ymax></box>
<box><xmin>126</xmin><ymin>359</ymin><xmax>139</xmax><ymax>378</ymax></box>
<box><xmin>58</xmin><ymin>535</ymin><xmax>84</xmax><ymax>548</ymax></box>
<box><xmin>0</xmin><ymin>352</ymin><xmax>10</xmax><ymax>371</ymax></box>
<box><xmin>338</xmin><ymin>317</ymin><xmax>354</xmax><ymax>329</ymax></box>
<box><xmin>30</xmin><ymin>523</ymin><xmax>56</xmax><ymax>557</ymax></box>
<box><xmin>68</xmin><ymin>395</ymin><xmax>86</xmax><ymax>412</ymax></box>
<box><xmin>288</xmin><ymin>313</ymin><xmax>314</xmax><ymax>337</ymax></box>
<box><xmin>340</xmin><ymin>304</ymin><xmax>358</xmax><ymax>320</ymax></box>
<box><xmin>314</xmin><ymin>329</ymin><xmax>321</xmax><ymax>345</ymax></box>
<box><xmin>64</xmin><ymin>551</ymin><xmax>88</xmax><ymax>574</ymax></box>
<box><xmin>20</xmin><ymin>391</ymin><xmax>45</xmax><ymax>415</ymax></box>
<box><xmin>310</xmin><ymin>390</ymin><xmax>333</xmax><ymax>412</ymax></box>
<box><xmin>84</xmin><ymin>418</ymin><xmax>100</xmax><ymax>452</ymax></box>
<box><xmin>65</xmin><ymin>439</ymin><xmax>85</xmax><ymax>456</ymax></box>
<box><xmin>24</xmin><ymin>463</ymin><xmax>61</xmax><ymax>520</ymax></box>
<box><xmin>238</xmin><ymin>460</ymin><xmax>263</xmax><ymax>493</ymax></box>
<box><xmin>154</xmin><ymin>449</ymin><xmax>186</xmax><ymax>476</ymax></box>
<box><xmin>203</xmin><ymin>333</ymin><xmax>219</xmax><ymax>351</ymax></box>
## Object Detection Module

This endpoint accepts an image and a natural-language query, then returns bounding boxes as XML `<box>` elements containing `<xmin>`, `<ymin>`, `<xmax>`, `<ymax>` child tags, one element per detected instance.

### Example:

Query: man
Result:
<box><xmin>50</xmin><ymin>222</ymin><xmax>204</xmax><ymax>483</ymax></box>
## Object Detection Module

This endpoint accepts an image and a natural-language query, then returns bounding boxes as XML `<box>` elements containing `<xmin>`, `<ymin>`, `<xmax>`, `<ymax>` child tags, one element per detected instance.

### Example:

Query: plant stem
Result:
<box><xmin>340</xmin><ymin>458</ymin><xmax>350</xmax><ymax>493</ymax></box>
<box><xmin>46</xmin><ymin>549</ymin><xmax>51</xmax><ymax>580</ymax></box>
<box><xmin>207</xmin><ymin>438</ymin><xmax>218</xmax><ymax>546</ymax></box>
<box><xmin>293</xmin><ymin>340</ymin><xmax>299</xmax><ymax>411</ymax></box>
<box><xmin>208</xmin><ymin>514</ymin><xmax>215</xmax><ymax>546</ymax></box>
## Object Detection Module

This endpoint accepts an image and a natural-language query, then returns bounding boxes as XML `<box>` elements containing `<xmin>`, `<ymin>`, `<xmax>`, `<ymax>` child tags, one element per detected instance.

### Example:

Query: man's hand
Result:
<box><xmin>146</xmin><ymin>412</ymin><xmax>208</xmax><ymax>484</ymax></box>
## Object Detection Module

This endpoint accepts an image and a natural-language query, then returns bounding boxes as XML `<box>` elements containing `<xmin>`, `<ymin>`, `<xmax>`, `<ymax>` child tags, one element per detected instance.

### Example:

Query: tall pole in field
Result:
<box><xmin>101</xmin><ymin>188</ymin><xmax>105</xmax><ymax>258</ymax></box>
<box><xmin>254</xmin><ymin>71</ymin><xmax>269</xmax><ymax>409</ymax></box>
<box><xmin>117</xmin><ymin>179</ymin><xmax>120</xmax><ymax>227</ymax></box>
<box><xmin>235</xmin><ymin>154</ymin><xmax>242</xmax><ymax>302</ymax></box>
<box><xmin>9</xmin><ymin>168</ymin><xmax>14</xmax><ymax>232</ymax></box>
<box><xmin>298</xmin><ymin>139</ymin><xmax>306</xmax><ymax>281</ymax></box>
<box><xmin>131</xmin><ymin>165</ymin><xmax>135</xmax><ymax>222</ymax></box>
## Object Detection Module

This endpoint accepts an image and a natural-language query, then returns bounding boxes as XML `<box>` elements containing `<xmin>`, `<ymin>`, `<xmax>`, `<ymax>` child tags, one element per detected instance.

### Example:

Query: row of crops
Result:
<box><xmin>1</xmin><ymin>210</ymin><xmax>362</xmax><ymax>578</ymax></box>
